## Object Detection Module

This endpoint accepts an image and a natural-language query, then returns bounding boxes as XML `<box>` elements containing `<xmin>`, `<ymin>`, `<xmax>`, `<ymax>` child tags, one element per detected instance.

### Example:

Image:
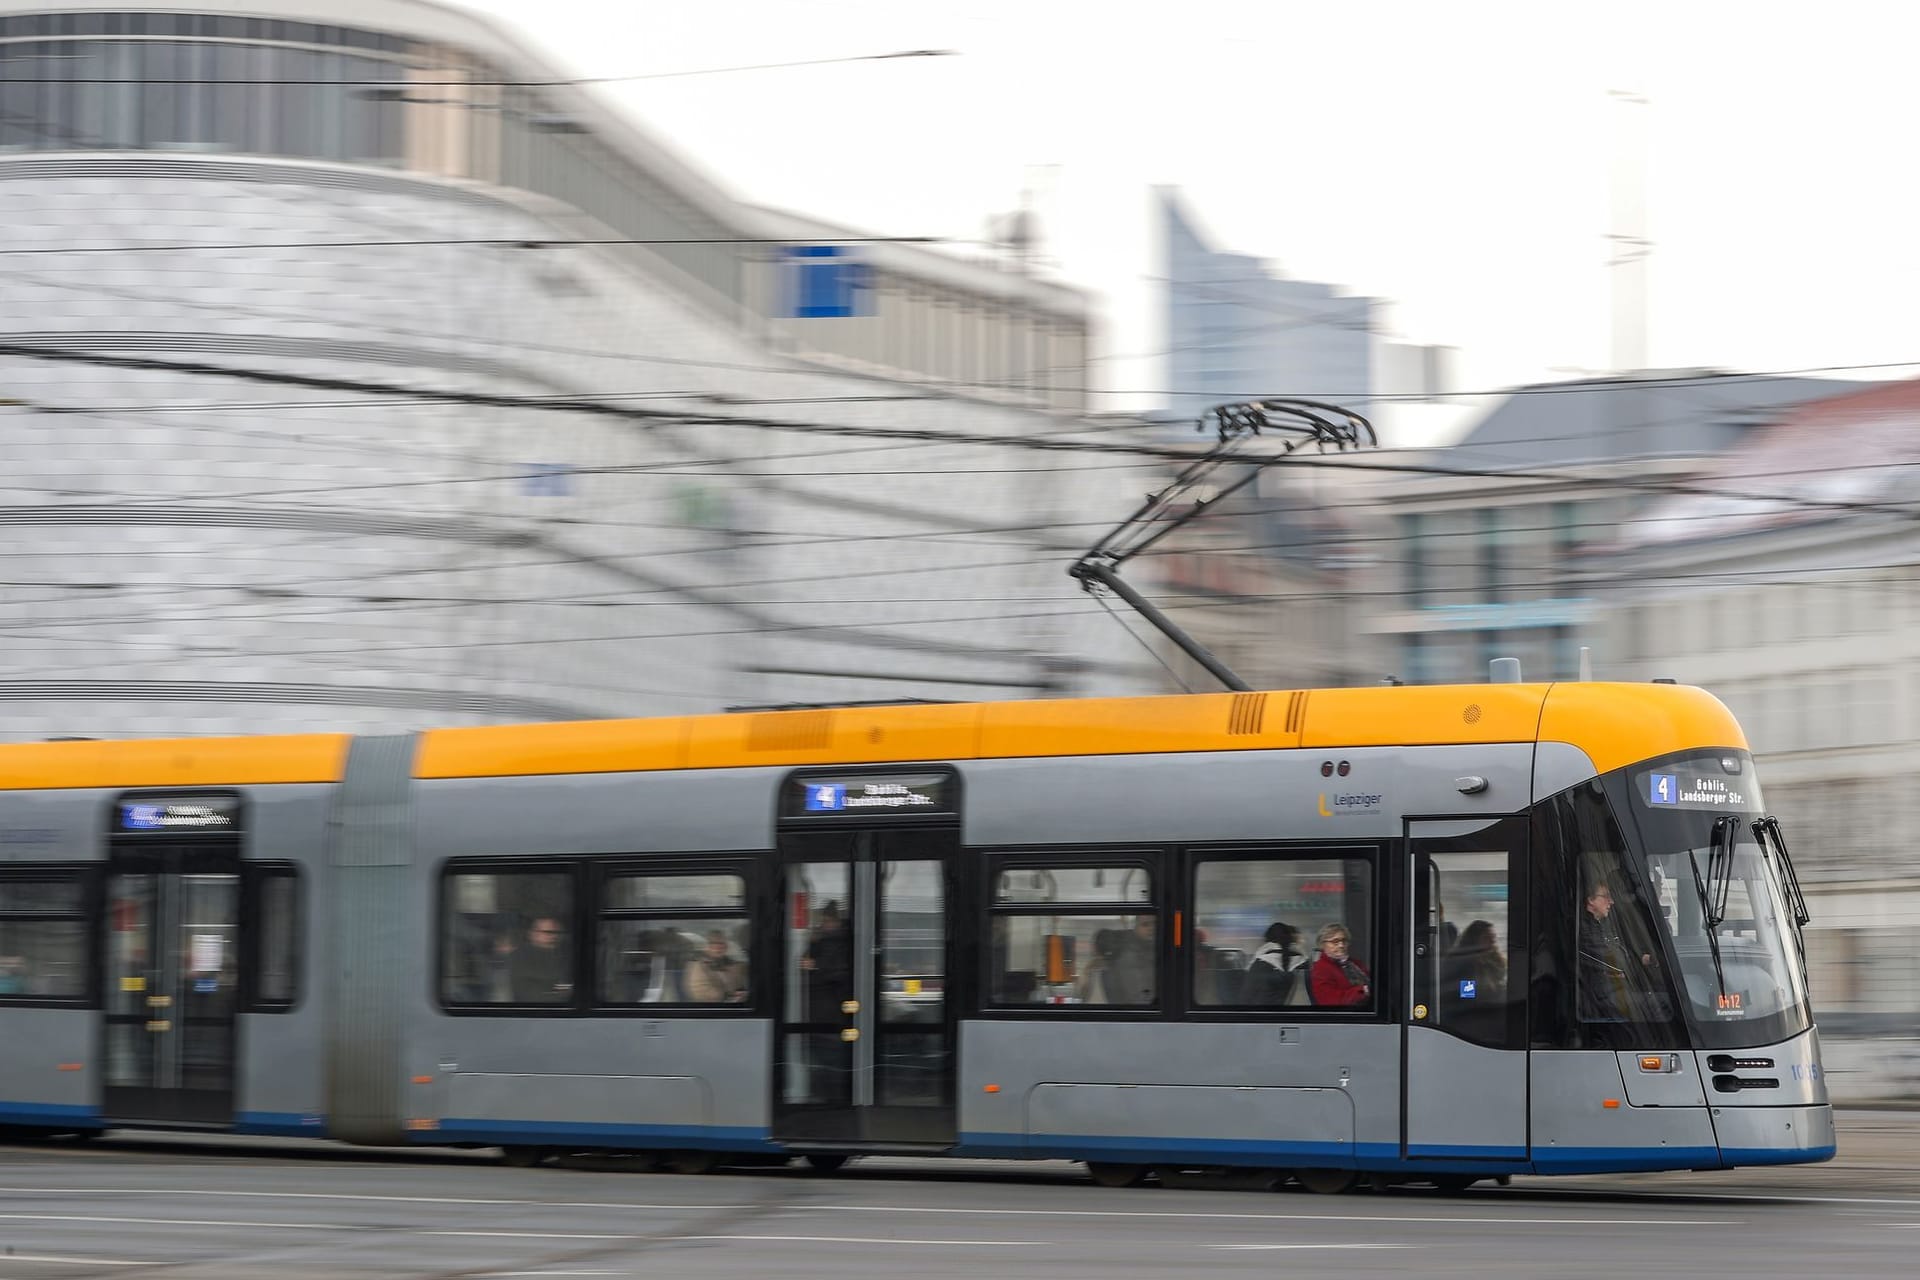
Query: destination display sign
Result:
<box><xmin>114</xmin><ymin>796</ymin><xmax>242</xmax><ymax>834</ymax></box>
<box><xmin>784</xmin><ymin>772</ymin><xmax>953</xmax><ymax>818</ymax></box>
<box><xmin>1633</xmin><ymin>755</ymin><xmax>1761</xmax><ymax>814</ymax></box>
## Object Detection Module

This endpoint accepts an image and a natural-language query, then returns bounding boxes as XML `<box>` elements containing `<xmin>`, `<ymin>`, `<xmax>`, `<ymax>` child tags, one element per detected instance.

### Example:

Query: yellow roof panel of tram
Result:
<box><xmin>0</xmin><ymin>734</ymin><xmax>350</xmax><ymax>790</ymax></box>
<box><xmin>1539</xmin><ymin>681</ymin><xmax>1748</xmax><ymax>774</ymax></box>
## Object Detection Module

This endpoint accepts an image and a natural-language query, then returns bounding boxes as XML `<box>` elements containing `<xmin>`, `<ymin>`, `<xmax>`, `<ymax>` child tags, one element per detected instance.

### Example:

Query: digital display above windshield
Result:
<box><xmin>1633</xmin><ymin>753</ymin><xmax>1761</xmax><ymax>813</ymax></box>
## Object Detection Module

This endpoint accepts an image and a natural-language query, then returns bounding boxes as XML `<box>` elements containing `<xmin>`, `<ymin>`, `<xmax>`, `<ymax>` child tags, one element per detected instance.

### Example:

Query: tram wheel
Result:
<box><xmin>668</xmin><ymin>1150</ymin><xmax>722</xmax><ymax>1175</ymax></box>
<box><xmin>499</xmin><ymin>1146</ymin><xmax>550</xmax><ymax>1168</ymax></box>
<box><xmin>804</xmin><ymin>1153</ymin><xmax>851</xmax><ymax>1174</ymax></box>
<box><xmin>1086</xmin><ymin>1162</ymin><xmax>1151</xmax><ymax>1188</ymax></box>
<box><xmin>1293</xmin><ymin>1168</ymin><xmax>1358</xmax><ymax>1195</ymax></box>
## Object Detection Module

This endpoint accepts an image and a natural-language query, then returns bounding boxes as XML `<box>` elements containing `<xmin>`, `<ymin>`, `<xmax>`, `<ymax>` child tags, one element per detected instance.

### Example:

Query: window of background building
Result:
<box><xmin>1191</xmin><ymin>855</ymin><xmax>1373</xmax><ymax>1009</ymax></box>
<box><xmin>440</xmin><ymin>868</ymin><xmax>575</xmax><ymax>1007</ymax></box>
<box><xmin>1400</xmin><ymin>512</ymin><xmax>1426</xmax><ymax>604</ymax></box>
<box><xmin>597</xmin><ymin>870</ymin><xmax>749</xmax><ymax>1006</ymax></box>
<box><xmin>1552</xmin><ymin>501</ymin><xmax>1579</xmax><ymax>595</ymax></box>
<box><xmin>0</xmin><ymin>873</ymin><xmax>88</xmax><ymax>1001</ymax></box>
<box><xmin>1478</xmin><ymin>507</ymin><xmax>1503</xmax><ymax>602</ymax></box>
<box><xmin>988</xmin><ymin>863</ymin><xmax>1156</xmax><ymax>1008</ymax></box>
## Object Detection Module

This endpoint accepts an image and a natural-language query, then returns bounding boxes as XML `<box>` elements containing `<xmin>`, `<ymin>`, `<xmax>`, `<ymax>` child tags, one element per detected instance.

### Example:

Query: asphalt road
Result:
<box><xmin>3</xmin><ymin>1111</ymin><xmax>1918</xmax><ymax>1279</ymax></box>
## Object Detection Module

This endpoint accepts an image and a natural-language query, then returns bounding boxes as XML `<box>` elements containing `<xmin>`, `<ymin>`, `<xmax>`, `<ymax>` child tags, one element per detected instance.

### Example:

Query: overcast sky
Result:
<box><xmin>464</xmin><ymin>0</ymin><xmax>1920</xmax><ymax>422</ymax></box>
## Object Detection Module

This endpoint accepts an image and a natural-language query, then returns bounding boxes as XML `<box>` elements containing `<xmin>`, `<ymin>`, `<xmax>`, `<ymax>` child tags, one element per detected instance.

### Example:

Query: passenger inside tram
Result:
<box><xmin>1308</xmin><ymin>923</ymin><xmax>1372</xmax><ymax>1007</ymax></box>
<box><xmin>507</xmin><ymin>915</ymin><xmax>573</xmax><ymax>1004</ymax></box>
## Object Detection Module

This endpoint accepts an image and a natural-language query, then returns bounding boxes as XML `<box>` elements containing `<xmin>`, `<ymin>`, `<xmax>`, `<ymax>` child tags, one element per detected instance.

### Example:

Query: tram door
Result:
<box><xmin>102</xmin><ymin>797</ymin><xmax>244</xmax><ymax>1126</ymax></box>
<box><xmin>1403</xmin><ymin>816</ymin><xmax>1529</xmax><ymax>1161</ymax></box>
<box><xmin>773</xmin><ymin>775</ymin><xmax>960</xmax><ymax>1146</ymax></box>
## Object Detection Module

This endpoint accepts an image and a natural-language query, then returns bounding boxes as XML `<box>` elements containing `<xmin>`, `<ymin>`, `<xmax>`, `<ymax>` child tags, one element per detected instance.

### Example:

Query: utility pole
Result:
<box><xmin>1608</xmin><ymin>86</ymin><xmax>1651</xmax><ymax>374</ymax></box>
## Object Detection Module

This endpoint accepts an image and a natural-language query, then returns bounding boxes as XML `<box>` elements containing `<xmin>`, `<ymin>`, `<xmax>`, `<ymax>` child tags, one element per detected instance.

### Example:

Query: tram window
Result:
<box><xmin>604</xmin><ymin>873</ymin><xmax>745</xmax><ymax>913</ymax></box>
<box><xmin>0</xmin><ymin>872</ymin><xmax>89</xmax><ymax>1003</ymax></box>
<box><xmin>994</xmin><ymin>866</ymin><xmax>1150</xmax><ymax>905</ymax></box>
<box><xmin>1191</xmin><ymin>856</ymin><xmax>1374</xmax><ymax>1010</ymax></box>
<box><xmin>1418</xmin><ymin>845</ymin><xmax>1520</xmax><ymax>1049</ymax></box>
<box><xmin>251</xmin><ymin>868</ymin><xmax>299</xmax><ymax>1009</ymax></box>
<box><xmin>596</xmin><ymin>871</ymin><xmax>750</xmax><ymax>1008</ymax></box>
<box><xmin>440</xmin><ymin>869</ymin><xmax>575</xmax><ymax>1008</ymax></box>
<box><xmin>1532</xmin><ymin>783</ymin><xmax>1685</xmax><ymax>1050</ymax></box>
<box><xmin>988</xmin><ymin>861</ymin><xmax>1157</xmax><ymax>1008</ymax></box>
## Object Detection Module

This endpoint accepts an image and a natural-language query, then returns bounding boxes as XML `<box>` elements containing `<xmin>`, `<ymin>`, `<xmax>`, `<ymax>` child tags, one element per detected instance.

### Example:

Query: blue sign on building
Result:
<box><xmin>785</xmin><ymin>246</ymin><xmax>872</xmax><ymax>319</ymax></box>
<box><xmin>523</xmin><ymin>463</ymin><xmax>572</xmax><ymax>497</ymax></box>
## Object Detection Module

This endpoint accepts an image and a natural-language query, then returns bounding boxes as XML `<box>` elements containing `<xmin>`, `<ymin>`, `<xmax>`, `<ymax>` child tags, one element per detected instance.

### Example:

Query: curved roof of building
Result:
<box><xmin>0</xmin><ymin>0</ymin><xmax>1086</xmax><ymax>320</ymax></box>
<box><xmin>1442</xmin><ymin>370</ymin><xmax>1855</xmax><ymax>472</ymax></box>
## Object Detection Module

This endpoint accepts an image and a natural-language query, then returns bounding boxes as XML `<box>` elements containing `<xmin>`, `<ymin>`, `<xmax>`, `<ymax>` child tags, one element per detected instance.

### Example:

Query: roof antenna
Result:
<box><xmin>1578</xmin><ymin>646</ymin><xmax>1594</xmax><ymax>681</ymax></box>
<box><xmin>1490</xmin><ymin>657</ymin><xmax>1523</xmax><ymax>683</ymax></box>
<box><xmin>1069</xmin><ymin>398</ymin><xmax>1375</xmax><ymax>692</ymax></box>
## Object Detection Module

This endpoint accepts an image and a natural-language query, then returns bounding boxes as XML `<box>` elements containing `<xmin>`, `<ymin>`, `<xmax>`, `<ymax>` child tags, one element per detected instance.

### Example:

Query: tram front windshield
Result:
<box><xmin>1617</xmin><ymin>754</ymin><xmax>1811</xmax><ymax>1049</ymax></box>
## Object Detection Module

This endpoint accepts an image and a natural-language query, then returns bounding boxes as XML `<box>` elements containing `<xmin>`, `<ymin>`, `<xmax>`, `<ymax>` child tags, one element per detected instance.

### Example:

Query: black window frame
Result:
<box><xmin>239</xmin><ymin>861</ymin><xmax>301</xmax><ymax>1013</ymax></box>
<box><xmin>979</xmin><ymin>847</ymin><xmax>1164</xmax><ymax>1017</ymax></box>
<box><xmin>436</xmin><ymin>858</ymin><xmax>585</xmax><ymax>1016</ymax></box>
<box><xmin>0</xmin><ymin>862</ymin><xmax>97</xmax><ymax>1009</ymax></box>
<box><xmin>590</xmin><ymin>857</ymin><xmax>759</xmax><ymax>1014</ymax></box>
<box><xmin>1184</xmin><ymin>842</ymin><xmax>1385</xmax><ymax>1020</ymax></box>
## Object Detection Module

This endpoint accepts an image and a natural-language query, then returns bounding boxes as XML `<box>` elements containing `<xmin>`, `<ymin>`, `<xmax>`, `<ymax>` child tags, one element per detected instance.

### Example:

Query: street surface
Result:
<box><xmin>2</xmin><ymin>1111</ymin><xmax>1918</xmax><ymax>1278</ymax></box>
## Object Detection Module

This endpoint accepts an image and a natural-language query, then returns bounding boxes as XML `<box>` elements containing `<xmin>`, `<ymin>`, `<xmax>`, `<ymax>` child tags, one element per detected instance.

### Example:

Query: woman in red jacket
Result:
<box><xmin>1309</xmin><ymin>923</ymin><xmax>1371</xmax><ymax>1007</ymax></box>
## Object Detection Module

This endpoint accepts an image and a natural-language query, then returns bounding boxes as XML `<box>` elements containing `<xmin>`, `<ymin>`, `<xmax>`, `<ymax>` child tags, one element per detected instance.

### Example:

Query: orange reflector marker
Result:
<box><xmin>406</xmin><ymin>1118</ymin><xmax>439</xmax><ymax>1131</ymax></box>
<box><xmin>56</xmin><ymin>1063</ymin><xmax>82</xmax><ymax>1072</ymax></box>
<box><xmin>1639</xmin><ymin>1055</ymin><xmax>1665</xmax><ymax>1072</ymax></box>
<box><xmin>412</xmin><ymin>1075</ymin><xmax>433</xmax><ymax>1084</ymax></box>
<box><xmin>1174</xmin><ymin>911</ymin><xmax>1183</xmax><ymax>948</ymax></box>
<box><xmin>1603</xmin><ymin>1098</ymin><xmax>1621</xmax><ymax>1109</ymax></box>
<box><xmin>984</xmin><ymin>1084</ymin><xmax>1001</xmax><ymax>1093</ymax></box>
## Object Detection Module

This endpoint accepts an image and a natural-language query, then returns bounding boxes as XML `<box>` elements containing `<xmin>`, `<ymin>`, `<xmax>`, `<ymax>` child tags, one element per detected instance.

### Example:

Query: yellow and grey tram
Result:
<box><xmin>0</xmin><ymin>680</ymin><xmax>1831</xmax><ymax>1188</ymax></box>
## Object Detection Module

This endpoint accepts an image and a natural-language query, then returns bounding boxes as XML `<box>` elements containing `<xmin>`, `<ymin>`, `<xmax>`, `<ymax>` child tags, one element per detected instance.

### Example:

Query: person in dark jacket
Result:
<box><xmin>800</xmin><ymin>900</ymin><xmax>854</xmax><ymax>1019</ymax></box>
<box><xmin>1308</xmin><ymin>922</ymin><xmax>1371</xmax><ymax>1008</ymax></box>
<box><xmin>1577</xmin><ymin>879</ymin><xmax>1656</xmax><ymax>1023</ymax></box>
<box><xmin>1103</xmin><ymin>916</ymin><xmax>1157</xmax><ymax>1006</ymax></box>
<box><xmin>508</xmin><ymin>916</ymin><xmax>572</xmax><ymax>1004</ymax></box>
<box><xmin>798</xmin><ymin>901</ymin><xmax>856</xmax><ymax>1104</ymax></box>
<box><xmin>1449</xmin><ymin>919</ymin><xmax>1507</xmax><ymax>1001</ymax></box>
<box><xmin>1242</xmin><ymin>922</ymin><xmax>1305</xmax><ymax>1005</ymax></box>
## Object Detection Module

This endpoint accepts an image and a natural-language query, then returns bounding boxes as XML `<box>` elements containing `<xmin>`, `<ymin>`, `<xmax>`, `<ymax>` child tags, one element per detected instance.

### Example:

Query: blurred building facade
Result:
<box><xmin>1142</xmin><ymin>462</ymin><xmax>1383</xmax><ymax>692</ymax></box>
<box><xmin>0</xmin><ymin>0</ymin><xmax>1157</xmax><ymax>740</ymax></box>
<box><xmin>1366</xmin><ymin>371</ymin><xmax>1857</xmax><ymax>687</ymax></box>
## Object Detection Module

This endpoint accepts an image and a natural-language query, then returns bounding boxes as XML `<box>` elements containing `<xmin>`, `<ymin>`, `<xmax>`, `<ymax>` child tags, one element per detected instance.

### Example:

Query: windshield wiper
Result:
<box><xmin>1705</xmin><ymin>814</ymin><xmax>1737</xmax><ymax>928</ymax></box>
<box><xmin>1754</xmin><ymin>815</ymin><xmax>1812</xmax><ymax>927</ymax></box>
<box><xmin>1688</xmin><ymin>834</ymin><xmax>1730</xmax><ymax>1005</ymax></box>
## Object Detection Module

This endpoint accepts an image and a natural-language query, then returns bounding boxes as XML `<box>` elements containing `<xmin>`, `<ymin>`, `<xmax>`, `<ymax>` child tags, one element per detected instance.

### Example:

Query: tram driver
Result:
<box><xmin>1577</xmin><ymin>878</ymin><xmax>1658</xmax><ymax>1023</ymax></box>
